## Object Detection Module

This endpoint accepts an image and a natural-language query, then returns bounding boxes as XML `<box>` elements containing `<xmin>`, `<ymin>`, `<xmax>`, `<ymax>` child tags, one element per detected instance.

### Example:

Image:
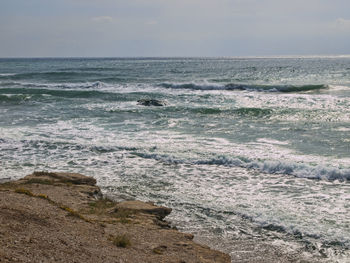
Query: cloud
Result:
<box><xmin>91</xmin><ymin>16</ymin><xmax>113</xmax><ymax>23</ymax></box>
<box><xmin>1</xmin><ymin>0</ymin><xmax>350</xmax><ymax>56</ymax></box>
<box><xmin>334</xmin><ymin>18</ymin><xmax>350</xmax><ymax>30</ymax></box>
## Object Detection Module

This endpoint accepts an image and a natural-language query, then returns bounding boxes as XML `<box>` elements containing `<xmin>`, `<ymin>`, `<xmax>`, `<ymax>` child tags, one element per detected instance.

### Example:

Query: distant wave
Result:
<box><xmin>106</xmin><ymin>106</ymin><xmax>273</xmax><ymax>118</ymax></box>
<box><xmin>0</xmin><ymin>73</ymin><xmax>17</xmax><ymax>77</ymax></box>
<box><xmin>0</xmin><ymin>85</ymin><xmax>168</xmax><ymax>104</ymax></box>
<box><xmin>0</xmin><ymin>72</ymin><xmax>128</xmax><ymax>84</ymax></box>
<box><xmin>1</xmin><ymin>138</ymin><xmax>139</xmax><ymax>154</ymax></box>
<box><xmin>0</xmin><ymin>80</ymin><xmax>106</xmax><ymax>90</ymax></box>
<box><xmin>0</xmin><ymin>87</ymin><xmax>131</xmax><ymax>103</ymax></box>
<box><xmin>189</xmin><ymin>107</ymin><xmax>273</xmax><ymax>117</ymax></box>
<box><xmin>0</xmin><ymin>71</ymin><xmax>101</xmax><ymax>80</ymax></box>
<box><xmin>0</xmin><ymin>94</ymin><xmax>32</xmax><ymax>104</ymax></box>
<box><xmin>160</xmin><ymin>82</ymin><xmax>328</xmax><ymax>93</ymax></box>
<box><xmin>59</xmin><ymin>67</ymin><xmax>117</xmax><ymax>72</ymax></box>
<box><xmin>133</xmin><ymin>153</ymin><xmax>350</xmax><ymax>182</ymax></box>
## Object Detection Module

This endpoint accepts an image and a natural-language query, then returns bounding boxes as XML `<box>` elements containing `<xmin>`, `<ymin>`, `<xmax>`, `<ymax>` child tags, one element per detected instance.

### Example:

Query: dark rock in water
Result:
<box><xmin>137</xmin><ymin>99</ymin><xmax>166</xmax><ymax>106</ymax></box>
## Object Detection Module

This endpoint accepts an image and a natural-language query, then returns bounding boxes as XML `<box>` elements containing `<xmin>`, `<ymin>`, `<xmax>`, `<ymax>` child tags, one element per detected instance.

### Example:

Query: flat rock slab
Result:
<box><xmin>114</xmin><ymin>200</ymin><xmax>172</xmax><ymax>220</ymax></box>
<box><xmin>29</xmin><ymin>171</ymin><xmax>97</xmax><ymax>185</ymax></box>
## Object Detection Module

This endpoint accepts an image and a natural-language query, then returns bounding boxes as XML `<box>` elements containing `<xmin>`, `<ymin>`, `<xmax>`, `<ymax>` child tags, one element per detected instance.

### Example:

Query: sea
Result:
<box><xmin>0</xmin><ymin>57</ymin><xmax>349</xmax><ymax>262</ymax></box>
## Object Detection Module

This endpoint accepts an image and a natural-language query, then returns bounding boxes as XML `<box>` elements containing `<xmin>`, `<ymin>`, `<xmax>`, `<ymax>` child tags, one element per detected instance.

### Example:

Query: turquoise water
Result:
<box><xmin>1</xmin><ymin>57</ymin><xmax>350</xmax><ymax>261</ymax></box>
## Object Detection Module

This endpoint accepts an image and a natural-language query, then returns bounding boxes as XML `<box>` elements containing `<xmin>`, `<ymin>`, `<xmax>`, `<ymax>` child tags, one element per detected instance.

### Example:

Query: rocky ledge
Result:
<box><xmin>0</xmin><ymin>172</ymin><xmax>230</xmax><ymax>263</ymax></box>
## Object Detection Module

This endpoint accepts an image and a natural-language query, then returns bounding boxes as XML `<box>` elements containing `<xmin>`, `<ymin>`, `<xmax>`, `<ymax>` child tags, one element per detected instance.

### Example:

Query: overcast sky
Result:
<box><xmin>0</xmin><ymin>0</ymin><xmax>349</xmax><ymax>57</ymax></box>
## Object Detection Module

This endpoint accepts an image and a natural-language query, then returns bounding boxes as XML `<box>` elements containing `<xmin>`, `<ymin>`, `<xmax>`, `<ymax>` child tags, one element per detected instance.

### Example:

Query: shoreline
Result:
<box><xmin>0</xmin><ymin>171</ymin><xmax>230</xmax><ymax>263</ymax></box>
<box><xmin>0</xmin><ymin>171</ymin><xmax>332</xmax><ymax>263</ymax></box>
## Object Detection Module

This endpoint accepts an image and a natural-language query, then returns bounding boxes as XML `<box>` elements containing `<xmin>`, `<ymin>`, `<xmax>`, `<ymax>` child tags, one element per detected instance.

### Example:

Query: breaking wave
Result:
<box><xmin>0</xmin><ymin>80</ymin><xmax>106</xmax><ymax>90</ymax></box>
<box><xmin>160</xmin><ymin>82</ymin><xmax>328</xmax><ymax>93</ymax></box>
<box><xmin>0</xmin><ymin>71</ymin><xmax>102</xmax><ymax>80</ymax></box>
<box><xmin>133</xmin><ymin>153</ymin><xmax>350</xmax><ymax>182</ymax></box>
<box><xmin>0</xmin><ymin>73</ymin><xmax>17</xmax><ymax>77</ymax></box>
<box><xmin>189</xmin><ymin>107</ymin><xmax>273</xmax><ymax>117</ymax></box>
<box><xmin>0</xmin><ymin>94</ymin><xmax>33</xmax><ymax>104</ymax></box>
<box><xmin>0</xmin><ymin>87</ymin><xmax>129</xmax><ymax>102</ymax></box>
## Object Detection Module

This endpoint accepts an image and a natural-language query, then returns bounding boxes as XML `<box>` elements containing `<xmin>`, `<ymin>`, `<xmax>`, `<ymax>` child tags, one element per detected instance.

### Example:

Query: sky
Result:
<box><xmin>0</xmin><ymin>0</ymin><xmax>350</xmax><ymax>57</ymax></box>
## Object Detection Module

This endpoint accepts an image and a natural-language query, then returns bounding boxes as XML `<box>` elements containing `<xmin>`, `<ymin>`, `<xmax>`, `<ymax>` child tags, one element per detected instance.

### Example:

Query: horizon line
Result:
<box><xmin>1</xmin><ymin>54</ymin><xmax>350</xmax><ymax>60</ymax></box>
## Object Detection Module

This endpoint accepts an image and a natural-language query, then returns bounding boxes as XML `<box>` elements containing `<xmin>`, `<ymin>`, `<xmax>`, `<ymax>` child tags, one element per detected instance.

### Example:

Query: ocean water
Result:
<box><xmin>1</xmin><ymin>57</ymin><xmax>350</xmax><ymax>261</ymax></box>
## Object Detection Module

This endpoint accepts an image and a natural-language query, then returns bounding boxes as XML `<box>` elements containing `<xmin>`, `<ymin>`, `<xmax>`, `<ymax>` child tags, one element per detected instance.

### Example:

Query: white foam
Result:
<box><xmin>134</xmin><ymin>152</ymin><xmax>350</xmax><ymax>182</ymax></box>
<box><xmin>327</xmin><ymin>85</ymin><xmax>350</xmax><ymax>91</ymax></box>
<box><xmin>0</xmin><ymin>80</ymin><xmax>108</xmax><ymax>90</ymax></box>
<box><xmin>256</xmin><ymin>138</ymin><xmax>290</xmax><ymax>145</ymax></box>
<box><xmin>0</xmin><ymin>73</ymin><xmax>16</xmax><ymax>76</ymax></box>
